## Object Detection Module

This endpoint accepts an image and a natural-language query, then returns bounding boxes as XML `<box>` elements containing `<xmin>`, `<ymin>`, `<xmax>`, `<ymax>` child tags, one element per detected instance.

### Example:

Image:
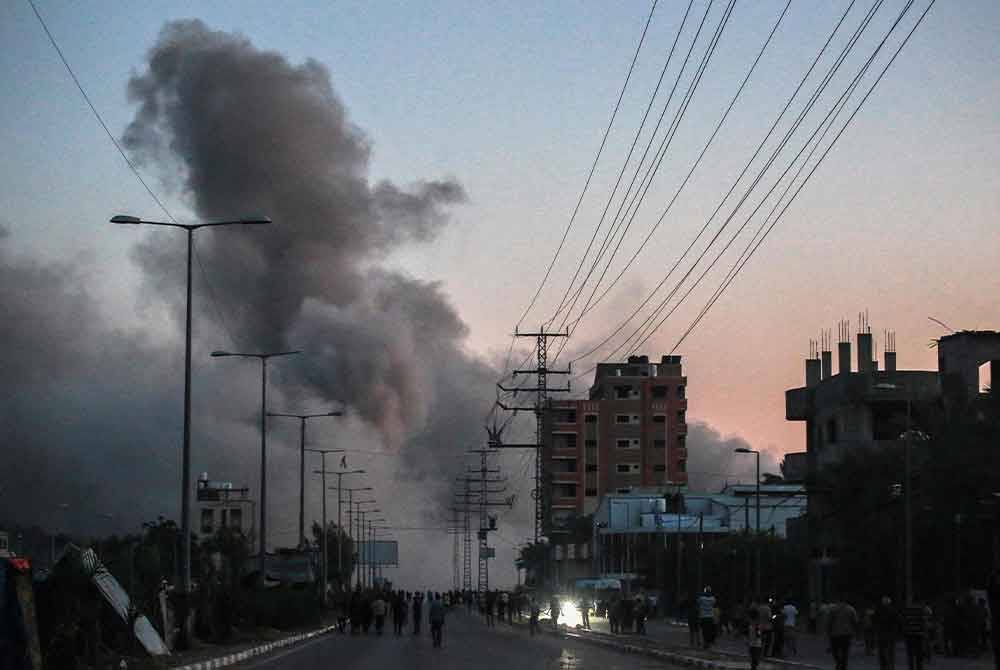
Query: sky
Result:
<box><xmin>1</xmin><ymin>0</ymin><xmax>998</xmax><ymax>590</ymax></box>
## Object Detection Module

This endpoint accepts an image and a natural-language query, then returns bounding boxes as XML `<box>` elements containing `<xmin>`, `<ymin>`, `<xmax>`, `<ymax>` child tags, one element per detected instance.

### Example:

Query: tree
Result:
<box><xmin>310</xmin><ymin>521</ymin><xmax>354</xmax><ymax>587</ymax></box>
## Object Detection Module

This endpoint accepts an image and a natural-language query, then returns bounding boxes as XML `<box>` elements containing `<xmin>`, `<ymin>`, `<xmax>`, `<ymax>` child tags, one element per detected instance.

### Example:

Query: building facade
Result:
<box><xmin>785</xmin><ymin>325</ymin><xmax>1000</xmax><ymax>601</ymax></box>
<box><xmin>195</xmin><ymin>473</ymin><xmax>254</xmax><ymax>541</ymax></box>
<box><xmin>545</xmin><ymin>354</ymin><xmax>688</xmax><ymax>534</ymax></box>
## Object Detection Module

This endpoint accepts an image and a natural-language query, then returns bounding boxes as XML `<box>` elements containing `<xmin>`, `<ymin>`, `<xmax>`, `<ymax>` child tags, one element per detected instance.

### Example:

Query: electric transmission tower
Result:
<box><xmin>496</xmin><ymin>326</ymin><xmax>570</xmax><ymax>545</ymax></box>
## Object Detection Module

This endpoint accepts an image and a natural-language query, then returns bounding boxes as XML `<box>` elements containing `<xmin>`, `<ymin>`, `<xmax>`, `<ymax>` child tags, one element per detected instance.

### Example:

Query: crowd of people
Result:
<box><xmin>330</xmin><ymin>587</ymin><xmax>454</xmax><ymax>647</ymax></box>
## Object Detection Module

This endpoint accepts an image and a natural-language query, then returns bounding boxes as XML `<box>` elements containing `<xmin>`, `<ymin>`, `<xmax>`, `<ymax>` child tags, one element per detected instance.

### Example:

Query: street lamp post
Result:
<box><xmin>269</xmin><ymin>411</ymin><xmax>343</xmax><ymax>548</ymax></box>
<box><xmin>368</xmin><ymin>518</ymin><xmax>386</xmax><ymax>588</ymax></box>
<box><xmin>305</xmin><ymin>449</ymin><xmax>345</xmax><ymax>603</ymax></box>
<box><xmin>341</xmin><ymin>488</ymin><xmax>372</xmax><ymax>590</ymax></box>
<box><xmin>326</xmin><ymin>472</ymin><xmax>366</xmax><ymax>588</ymax></box>
<box><xmin>874</xmin><ymin>383</ymin><xmax>929</xmax><ymax>606</ymax></box>
<box><xmin>356</xmin><ymin>505</ymin><xmax>379</xmax><ymax>589</ymax></box>
<box><xmin>112</xmin><ymin>214</ymin><xmax>270</xmax><ymax>596</ymax></box>
<box><xmin>735</xmin><ymin>447</ymin><xmax>761</xmax><ymax>600</ymax></box>
<box><xmin>212</xmin><ymin>349</ymin><xmax>300</xmax><ymax>578</ymax></box>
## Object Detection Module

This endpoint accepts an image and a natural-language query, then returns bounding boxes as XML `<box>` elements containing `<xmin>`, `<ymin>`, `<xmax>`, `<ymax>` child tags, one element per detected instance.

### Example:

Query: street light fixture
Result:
<box><xmin>112</xmin><ymin>213</ymin><xmax>270</xmax><ymax>597</ymax></box>
<box><xmin>357</xmin><ymin>506</ymin><xmax>380</xmax><ymax>589</ymax></box>
<box><xmin>734</xmin><ymin>447</ymin><xmax>761</xmax><ymax>600</ymax></box>
<box><xmin>269</xmin><ymin>411</ymin><xmax>344</xmax><ymax>548</ymax></box>
<box><xmin>212</xmin><ymin>349</ymin><xmax>300</xmax><ymax>578</ymax></box>
<box><xmin>326</xmin><ymin>470</ymin><xmax>365</xmax><ymax>590</ymax></box>
<box><xmin>872</xmin><ymin>382</ymin><xmax>930</xmax><ymax>606</ymax></box>
<box><xmin>304</xmin><ymin>448</ymin><xmax>345</xmax><ymax>602</ymax></box>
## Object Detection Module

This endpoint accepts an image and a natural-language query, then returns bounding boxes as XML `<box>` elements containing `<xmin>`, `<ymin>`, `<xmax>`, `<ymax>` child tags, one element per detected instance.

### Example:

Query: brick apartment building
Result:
<box><xmin>545</xmin><ymin>354</ymin><xmax>688</xmax><ymax>534</ymax></box>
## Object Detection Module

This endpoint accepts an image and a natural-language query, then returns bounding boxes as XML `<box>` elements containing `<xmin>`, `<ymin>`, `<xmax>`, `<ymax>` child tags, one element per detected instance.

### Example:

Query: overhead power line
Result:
<box><xmin>571</xmin><ymin>0</ymin><xmax>893</xmax><ymax>370</ymax></box>
<box><xmin>562</xmin><ymin>0</ymin><xmax>795</xmax><ymax>342</ymax></box>
<box><xmin>547</xmin><ymin>0</ymin><xmax>718</xmax><ymax>331</ymax></box>
<box><xmin>623</xmin><ymin>0</ymin><xmax>910</xmax><ymax>358</ymax></box>
<box><xmin>26</xmin><ymin>0</ymin><xmax>245</xmax><ymax>351</ymax></box>
<box><xmin>512</xmin><ymin>0</ymin><xmax>659</xmax><ymax>331</ymax></box>
<box><xmin>671</xmin><ymin>0</ymin><xmax>937</xmax><ymax>353</ymax></box>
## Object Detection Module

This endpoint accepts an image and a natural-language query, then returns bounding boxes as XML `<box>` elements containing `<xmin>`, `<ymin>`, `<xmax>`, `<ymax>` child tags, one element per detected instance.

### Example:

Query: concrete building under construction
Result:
<box><xmin>785</xmin><ymin>315</ymin><xmax>1000</xmax><ymax>600</ymax></box>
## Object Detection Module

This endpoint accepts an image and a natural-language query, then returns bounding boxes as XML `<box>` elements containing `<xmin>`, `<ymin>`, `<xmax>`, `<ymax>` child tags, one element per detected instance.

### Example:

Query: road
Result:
<box><xmin>233</xmin><ymin>611</ymin><xmax>675</xmax><ymax>670</ymax></box>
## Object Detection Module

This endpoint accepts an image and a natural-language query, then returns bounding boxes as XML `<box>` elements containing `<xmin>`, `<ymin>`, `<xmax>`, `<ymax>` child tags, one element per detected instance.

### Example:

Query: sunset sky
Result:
<box><xmin>2</xmin><ymin>0</ymin><xmax>997</xmax><ymax>587</ymax></box>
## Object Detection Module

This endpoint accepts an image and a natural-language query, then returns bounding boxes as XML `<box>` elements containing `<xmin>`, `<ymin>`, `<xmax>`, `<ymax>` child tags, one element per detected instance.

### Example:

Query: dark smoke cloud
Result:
<box><xmin>123</xmin><ymin>19</ymin><xmax>478</xmax><ymax>456</ymax></box>
<box><xmin>685</xmin><ymin>421</ymin><xmax>780</xmax><ymax>491</ymax></box>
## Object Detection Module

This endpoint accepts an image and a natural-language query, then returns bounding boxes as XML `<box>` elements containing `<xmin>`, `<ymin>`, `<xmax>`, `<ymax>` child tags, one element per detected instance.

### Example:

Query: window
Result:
<box><xmin>615</xmin><ymin>414</ymin><xmax>631</xmax><ymax>424</ymax></box>
<box><xmin>677</xmin><ymin>410</ymin><xmax>686</xmax><ymax>424</ymax></box>
<box><xmin>553</xmin><ymin>483</ymin><xmax>577</xmax><ymax>498</ymax></box>
<box><xmin>585</xmin><ymin>414</ymin><xmax>598</xmax><ymax>424</ymax></box>
<box><xmin>654</xmin><ymin>464</ymin><xmax>667</xmax><ymax>472</ymax></box>
<box><xmin>678</xmin><ymin>385</ymin><xmax>686</xmax><ymax>399</ymax></box>
<box><xmin>678</xmin><ymin>436</ymin><xmax>686</xmax><ymax>450</ymax></box>
<box><xmin>200</xmin><ymin>509</ymin><xmax>214</xmax><ymax>534</ymax></box>
<box><xmin>617</xmin><ymin>488</ymin><xmax>632</xmax><ymax>494</ymax></box>
<box><xmin>585</xmin><ymin>488</ymin><xmax>598</xmax><ymax>497</ymax></box>
<box><xmin>652</xmin><ymin>386</ymin><xmax>668</xmax><ymax>398</ymax></box>
<box><xmin>615</xmin><ymin>385</ymin><xmax>632</xmax><ymax>399</ymax></box>
<box><xmin>553</xmin><ymin>433</ymin><xmax>577</xmax><ymax>449</ymax></box>
<box><xmin>826</xmin><ymin>418</ymin><xmax>838</xmax><ymax>443</ymax></box>
<box><xmin>631</xmin><ymin>415</ymin><xmax>640</xmax><ymax>424</ymax></box>
<box><xmin>229</xmin><ymin>508</ymin><xmax>243</xmax><ymax>529</ymax></box>
<box><xmin>585</xmin><ymin>464</ymin><xmax>598</xmax><ymax>472</ymax></box>
<box><xmin>653</xmin><ymin>415</ymin><xmax>666</xmax><ymax>424</ymax></box>
<box><xmin>616</xmin><ymin>439</ymin><xmax>630</xmax><ymax>448</ymax></box>
<box><xmin>677</xmin><ymin>459</ymin><xmax>687</xmax><ymax>473</ymax></box>
<box><xmin>616</xmin><ymin>464</ymin><xmax>630</xmax><ymax>473</ymax></box>
<box><xmin>554</xmin><ymin>459</ymin><xmax>577</xmax><ymax>473</ymax></box>
<box><xmin>653</xmin><ymin>439</ymin><xmax>666</xmax><ymax>449</ymax></box>
<box><xmin>585</xmin><ymin>439</ymin><xmax>597</xmax><ymax>449</ymax></box>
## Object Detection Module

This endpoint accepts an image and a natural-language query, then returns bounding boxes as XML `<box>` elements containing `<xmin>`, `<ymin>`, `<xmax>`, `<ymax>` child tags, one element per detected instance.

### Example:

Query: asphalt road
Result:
<box><xmin>233</xmin><ymin>611</ymin><xmax>676</xmax><ymax>670</ymax></box>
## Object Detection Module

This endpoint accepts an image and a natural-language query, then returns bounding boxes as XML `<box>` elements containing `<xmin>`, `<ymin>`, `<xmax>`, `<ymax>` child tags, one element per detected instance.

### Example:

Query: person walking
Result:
<box><xmin>372</xmin><ymin>594</ymin><xmax>387</xmax><ymax>636</ymax></box>
<box><xmin>783</xmin><ymin>600</ymin><xmax>799</xmax><ymax>656</ymax></box>
<box><xmin>550</xmin><ymin>596</ymin><xmax>561</xmax><ymax>630</ymax></box>
<box><xmin>579</xmin><ymin>595</ymin><xmax>591</xmax><ymax>630</ymax></box>
<box><xmin>635</xmin><ymin>594</ymin><xmax>647</xmax><ymax>635</ymax></box>
<box><xmin>748</xmin><ymin>608</ymin><xmax>764</xmax><ymax>670</ymax></box>
<box><xmin>699</xmin><ymin>587</ymin><xmax>718</xmax><ymax>649</ymax></box>
<box><xmin>412</xmin><ymin>592</ymin><xmax>423</xmax><ymax>635</ymax></box>
<box><xmin>498</xmin><ymin>591</ymin><xmax>507</xmax><ymax>623</ymax></box>
<box><xmin>903</xmin><ymin>601</ymin><xmax>929</xmax><ymax>670</ymax></box>
<box><xmin>874</xmin><ymin>595</ymin><xmax>900</xmax><ymax>670</ymax></box>
<box><xmin>609</xmin><ymin>595</ymin><xmax>622</xmax><ymax>635</ymax></box>
<box><xmin>827</xmin><ymin>597</ymin><xmax>859</xmax><ymax>670</ymax></box>
<box><xmin>392</xmin><ymin>591</ymin><xmax>406</xmax><ymax>636</ymax></box>
<box><xmin>529</xmin><ymin>597</ymin><xmax>541</xmax><ymax>636</ymax></box>
<box><xmin>759</xmin><ymin>599</ymin><xmax>774</xmax><ymax>657</ymax></box>
<box><xmin>485</xmin><ymin>591</ymin><xmax>496</xmax><ymax>627</ymax></box>
<box><xmin>772</xmin><ymin>599</ymin><xmax>786</xmax><ymax>658</ymax></box>
<box><xmin>430</xmin><ymin>593</ymin><xmax>446</xmax><ymax>648</ymax></box>
<box><xmin>686</xmin><ymin>595</ymin><xmax>701</xmax><ymax>647</ymax></box>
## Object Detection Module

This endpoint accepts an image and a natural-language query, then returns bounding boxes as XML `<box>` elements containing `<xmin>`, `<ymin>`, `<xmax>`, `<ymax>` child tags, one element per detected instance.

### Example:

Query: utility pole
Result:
<box><xmin>305</xmin><ymin>448</ymin><xmax>345</xmax><ymax>603</ymax></box>
<box><xmin>456</xmin><ymin>448</ymin><xmax>509</xmax><ymax>596</ymax></box>
<box><xmin>269</xmin><ymin>411</ymin><xmax>342</xmax><ymax>548</ymax></box>
<box><xmin>496</xmin><ymin>327</ymin><xmax>570</xmax><ymax>547</ymax></box>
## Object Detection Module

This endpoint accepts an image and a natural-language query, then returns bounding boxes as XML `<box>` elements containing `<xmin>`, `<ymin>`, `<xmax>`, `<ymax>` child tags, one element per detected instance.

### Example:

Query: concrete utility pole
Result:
<box><xmin>212</xmin><ymin>349</ymin><xmax>301</xmax><ymax>578</ymax></box>
<box><xmin>735</xmin><ymin>447</ymin><xmax>761</xmax><ymax>600</ymax></box>
<box><xmin>339</xmin><ymin>486</ymin><xmax>372</xmax><ymax>589</ymax></box>
<box><xmin>112</xmin><ymin>214</ymin><xmax>270</xmax><ymax>597</ymax></box>
<box><xmin>270</xmin><ymin>411</ymin><xmax>342</xmax><ymax>548</ymax></box>
<box><xmin>306</xmin><ymin>450</ymin><xmax>346</xmax><ymax>602</ymax></box>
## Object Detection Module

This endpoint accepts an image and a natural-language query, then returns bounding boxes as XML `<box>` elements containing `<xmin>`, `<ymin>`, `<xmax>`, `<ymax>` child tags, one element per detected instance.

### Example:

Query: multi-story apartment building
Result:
<box><xmin>545</xmin><ymin>354</ymin><xmax>688</xmax><ymax>534</ymax></box>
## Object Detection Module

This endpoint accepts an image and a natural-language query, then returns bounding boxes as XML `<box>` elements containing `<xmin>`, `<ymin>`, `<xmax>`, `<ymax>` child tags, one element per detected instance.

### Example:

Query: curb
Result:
<box><xmin>170</xmin><ymin>624</ymin><xmax>337</xmax><ymax>670</ymax></box>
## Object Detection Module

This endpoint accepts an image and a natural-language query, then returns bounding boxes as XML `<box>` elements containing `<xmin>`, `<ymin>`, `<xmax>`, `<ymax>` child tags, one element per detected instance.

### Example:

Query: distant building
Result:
<box><xmin>544</xmin><ymin>354</ymin><xmax>688</xmax><ymax>535</ymax></box>
<box><xmin>0</xmin><ymin>530</ymin><xmax>11</xmax><ymax>558</ymax></box>
<box><xmin>565</xmin><ymin>486</ymin><xmax>806</xmax><ymax>591</ymax></box>
<box><xmin>195</xmin><ymin>473</ymin><xmax>254</xmax><ymax>541</ymax></box>
<box><xmin>785</xmin><ymin>322</ymin><xmax>1000</xmax><ymax>601</ymax></box>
